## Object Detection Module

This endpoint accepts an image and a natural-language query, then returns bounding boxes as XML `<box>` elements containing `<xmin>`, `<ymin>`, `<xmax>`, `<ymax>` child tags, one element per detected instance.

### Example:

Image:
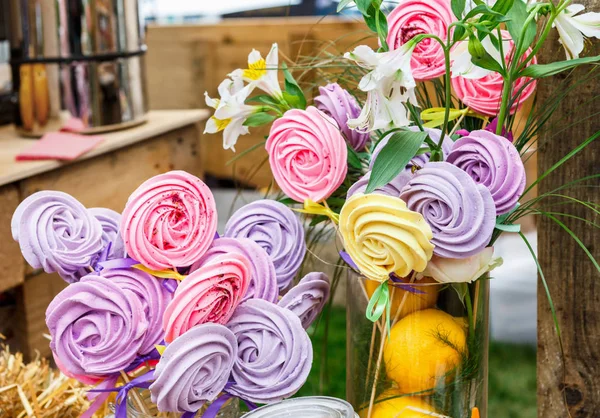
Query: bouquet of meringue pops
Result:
<box><xmin>11</xmin><ymin>171</ymin><xmax>331</xmax><ymax>417</ymax></box>
<box><xmin>203</xmin><ymin>0</ymin><xmax>600</xmax><ymax>417</ymax></box>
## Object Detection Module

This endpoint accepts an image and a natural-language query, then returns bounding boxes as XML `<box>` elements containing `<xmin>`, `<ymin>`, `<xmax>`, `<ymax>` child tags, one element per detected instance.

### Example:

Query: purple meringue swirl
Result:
<box><xmin>278</xmin><ymin>272</ymin><xmax>330</xmax><ymax>329</ymax></box>
<box><xmin>347</xmin><ymin>170</ymin><xmax>412</xmax><ymax>198</ymax></box>
<box><xmin>446</xmin><ymin>130</ymin><xmax>526</xmax><ymax>215</ymax></box>
<box><xmin>224</xmin><ymin>200</ymin><xmax>306</xmax><ymax>291</ymax></box>
<box><xmin>88</xmin><ymin>207</ymin><xmax>126</xmax><ymax>259</ymax></box>
<box><xmin>314</xmin><ymin>83</ymin><xmax>370</xmax><ymax>151</ymax></box>
<box><xmin>46</xmin><ymin>274</ymin><xmax>147</xmax><ymax>377</ymax></box>
<box><xmin>399</xmin><ymin>162</ymin><xmax>496</xmax><ymax>258</ymax></box>
<box><xmin>190</xmin><ymin>237</ymin><xmax>279</xmax><ymax>303</ymax></box>
<box><xmin>150</xmin><ymin>323</ymin><xmax>237</xmax><ymax>413</ymax></box>
<box><xmin>370</xmin><ymin>127</ymin><xmax>454</xmax><ymax>171</ymax></box>
<box><xmin>227</xmin><ymin>299</ymin><xmax>313</xmax><ymax>403</ymax></box>
<box><xmin>12</xmin><ymin>191</ymin><xmax>104</xmax><ymax>283</ymax></box>
<box><xmin>99</xmin><ymin>267</ymin><xmax>172</xmax><ymax>355</ymax></box>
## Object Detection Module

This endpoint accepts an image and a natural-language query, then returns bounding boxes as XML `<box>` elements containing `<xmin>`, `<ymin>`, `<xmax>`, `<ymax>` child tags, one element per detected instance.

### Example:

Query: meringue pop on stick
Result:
<box><xmin>278</xmin><ymin>272</ymin><xmax>330</xmax><ymax>329</ymax></box>
<box><xmin>11</xmin><ymin>191</ymin><xmax>104</xmax><ymax>283</ymax></box>
<box><xmin>121</xmin><ymin>170</ymin><xmax>218</xmax><ymax>270</ymax></box>
<box><xmin>224</xmin><ymin>200</ymin><xmax>306</xmax><ymax>291</ymax></box>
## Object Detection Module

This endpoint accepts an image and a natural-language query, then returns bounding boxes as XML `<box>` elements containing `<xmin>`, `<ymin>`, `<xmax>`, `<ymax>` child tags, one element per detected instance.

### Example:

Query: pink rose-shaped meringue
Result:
<box><xmin>447</xmin><ymin>130</ymin><xmax>526</xmax><ymax>215</ymax></box>
<box><xmin>121</xmin><ymin>171</ymin><xmax>218</xmax><ymax>270</ymax></box>
<box><xmin>386</xmin><ymin>0</ymin><xmax>456</xmax><ymax>80</ymax></box>
<box><xmin>266</xmin><ymin>106</ymin><xmax>348</xmax><ymax>203</ymax></box>
<box><xmin>162</xmin><ymin>253</ymin><xmax>251</xmax><ymax>343</ymax></box>
<box><xmin>451</xmin><ymin>32</ymin><xmax>537</xmax><ymax>116</ymax></box>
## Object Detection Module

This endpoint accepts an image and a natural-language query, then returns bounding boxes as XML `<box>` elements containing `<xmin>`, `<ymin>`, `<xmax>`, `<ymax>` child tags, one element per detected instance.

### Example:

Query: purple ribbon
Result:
<box><xmin>125</xmin><ymin>348</ymin><xmax>161</xmax><ymax>373</ymax></box>
<box><xmin>389</xmin><ymin>273</ymin><xmax>426</xmax><ymax>294</ymax></box>
<box><xmin>96</xmin><ymin>256</ymin><xmax>139</xmax><ymax>271</ymax></box>
<box><xmin>88</xmin><ymin>370</ymin><xmax>155</xmax><ymax>418</ymax></box>
<box><xmin>162</xmin><ymin>278</ymin><xmax>178</xmax><ymax>293</ymax></box>
<box><xmin>182</xmin><ymin>382</ymin><xmax>257</xmax><ymax>418</ymax></box>
<box><xmin>214</xmin><ymin>231</ymin><xmax>220</xmax><ymax>239</ymax></box>
<box><xmin>339</xmin><ymin>251</ymin><xmax>359</xmax><ymax>271</ymax></box>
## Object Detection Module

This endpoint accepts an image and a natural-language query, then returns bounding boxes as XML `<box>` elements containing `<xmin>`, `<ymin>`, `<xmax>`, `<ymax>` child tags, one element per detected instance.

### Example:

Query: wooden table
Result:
<box><xmin>0</xmin><ymin>109</ymin><xmax>208</xmax><ymax>359</ymax></box>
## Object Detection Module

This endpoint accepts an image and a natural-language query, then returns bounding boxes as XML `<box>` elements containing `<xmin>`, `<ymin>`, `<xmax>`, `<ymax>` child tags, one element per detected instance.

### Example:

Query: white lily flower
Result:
<box><xmin>230</xmin><ymin>43</ymin><xmax>283</xmax><ymax>99</ymax></box>
<box><xmin>554</xmin><ymin>4</ymin><xmax>600</xmax><ymax>59</ymax></box>
<box><xmin>344</xmin><ymin>41</ymin><xmax>417</xmax><ymax>132</ymax></box>
<box><xmin>347</xmin><ymin>87</ymin><xmax>414</xmax><ymax>132</ymax></box>
<box><xmin>204</xmin><ymin>78</ymin><xmax>259</xmax><ymax>151</ymax></box>
<box><xmin>344</xmin><ymin>41</ymin><xmax>417</xmax><ymax>93</ymax></box>
<box><xmin>451</xmin><ymin>35</ymin><xmax>504</xmax><ymax>79</ymax></box>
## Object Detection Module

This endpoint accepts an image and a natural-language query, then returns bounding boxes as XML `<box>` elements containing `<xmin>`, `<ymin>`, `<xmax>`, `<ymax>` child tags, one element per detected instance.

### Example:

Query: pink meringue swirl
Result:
<box><xmin>46</xmin><ymin>274</ymin><xmax>147</xmax><ymax>377</ymax></box>
<box><xmin>150</xmin><ymin>323</ymin><xmax>237</xmax><ymax>413</ymax></box>
<box><xmin>451</xmin><ymin>31</ymin><xmax>537</xmax><ymax>116</ymax></box>
<box><xmin>162</xmin><ymin>253</ymin><xmax>251</xmax><ymax>343</ymax></box>
<box><xmin>400</xmin><ymin>162</ymin><xmax>496</xmax><ymax>258</ymax></box>
<box><xmin>447</xmin><ymin>130</ymin><xmax>526</xmax><ymax>215</ymax></box>
<box><xmin>386</xmin><ymin>0</ymin><xmax>456</xmax><ymax>80</ymax></box>
<box><xmin>266</xmin><ymin>106</ymin><xmax>348</xmax><ymax>203</ymax></box>
<box><xmin>190</xmin><ymin>237</ymin><xmax>279</xmax><ymax>303</ymax></box>
<box><xmin>120</xmin><ymin>171</ymin><xmax>218</xmax><ymax>270</ymax></box>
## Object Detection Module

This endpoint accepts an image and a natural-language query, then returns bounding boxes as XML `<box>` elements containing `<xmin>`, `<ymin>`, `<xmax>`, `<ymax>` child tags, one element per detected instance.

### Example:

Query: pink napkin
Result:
<box><xmin>16</xmin><ymin>132</ymin><xmax>105</xmax><ymax>161</ymax></box>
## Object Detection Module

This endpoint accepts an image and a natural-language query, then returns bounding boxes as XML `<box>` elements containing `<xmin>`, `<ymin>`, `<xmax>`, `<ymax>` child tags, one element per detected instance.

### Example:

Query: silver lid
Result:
<box><xmin>242</xmin><ymin>397</ymin><xmax>359</xmax><ymax>418</ymax></box>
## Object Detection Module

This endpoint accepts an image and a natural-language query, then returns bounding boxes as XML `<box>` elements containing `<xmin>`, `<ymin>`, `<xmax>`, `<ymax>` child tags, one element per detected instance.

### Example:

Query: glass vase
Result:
<box><xmin>126</xmin><ymin>389</ymin><xmax>241</xmax><ymax>418</ymax></box>
<box><xmin>242</xmin><ymin>397</ymin><xmax>359</xmax><ymax>417</ymax></box>
<box><xmin>346</xmin><ymin>272</ymin><xmax>489</xmax><ymax>418</ymax></box>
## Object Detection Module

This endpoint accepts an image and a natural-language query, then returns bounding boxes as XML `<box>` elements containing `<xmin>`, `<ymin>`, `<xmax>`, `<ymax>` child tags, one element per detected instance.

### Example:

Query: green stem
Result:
<box><xmin>440</xmin><ymin>45</ymin><xmax>453</xmax><ymax>145</ymax></box>
<box><xmin>496</xmin><ymin>72</ymin><xmax>513</xmax><ymax>135</ymax></box>
<box><xmin>465</xmin><ymin>285</ymin><xmax>475</xmax><ymax>346</ymax></box>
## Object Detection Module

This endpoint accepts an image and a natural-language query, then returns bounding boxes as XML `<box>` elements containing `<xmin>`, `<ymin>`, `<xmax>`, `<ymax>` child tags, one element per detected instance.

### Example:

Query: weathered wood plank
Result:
<box><xmin>537</xmin><ymin>0</ymin><xmax>600</xmax><ymax>414</ymax></box>
<box><xmin>0</xmin><ymin>185</ymin><xmax>25</xmax><ymax>293</ymax></box>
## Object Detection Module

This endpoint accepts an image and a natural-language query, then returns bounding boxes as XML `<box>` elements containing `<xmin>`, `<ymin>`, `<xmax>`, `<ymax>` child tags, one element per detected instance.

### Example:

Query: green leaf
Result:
<box><xmin>464</xmin><ymin>4</ymin><xmax>504</xmax><ymax>20</ymax></box>
<box><xmin>468</xmin><ymin>35</ymin><xmax>505</xmax><ymax>74</ymax></box>
<box><xmin>355</xmin><ymin>0</ymin><xmax>371</xmax><ymax>15</ymax></box>
<box><xmin>365</xmin><ymin>6</ymin><xmax>389</xmax><ymax>49</ymax></box>
<box><xmin>519</xmin><ymin>56</ymin><xmax>600</xmax><ymax>78</ymax></box>
<box><xmin>337</xmin><ymin>0</ymin><xmax>354</xmax><ymax>13</ymax></box>
<box><xmin>492</xmin><ymin>0</ymin><xmax>515</xmax><ymax>15</ymax></box>
<box><xmin>246</xmin><ymin>94</ymin><xmax>280</xmax><ymax>106</ymax></box>
<box><xmin>243</xmin><ymin>112</ymin><xmax>277</xmax><ymax>127</ymax></box>
<box><xmin>506</xmin><ymin>0</ymin><xmax>536</xmax><ymax>57</ymax></box>
<box><xmin>451</xmin><ymin>283</ymin><xmax>469</xmax><ymax>306</ymax></box>
<box><xmin>347</xmin><ymin>144</ymin><xmax>363</xmax><ymax>170</ymax></box>
<box><xmin>451</xmin><ymin>0</ymin><xmax>466</xmax><ymax>19</ymax></box>
<box><xmin>366</xmin><ymin>130</ymin><xmax>428</xmax><ymax>193</ymax></box>
<box><xmin>281</xmin><ymin>63</ymin><xmax>307</xmax><ymax>109</ymax></box>
<box><xmin>495</xmin><ymin>223</ymin><xmax>521</xmax><ymax>232</ymax></box>
<box><xmin>452</xmin><ymin>24</ymin><xmax>468</xmax><ymax>43</ymax></box>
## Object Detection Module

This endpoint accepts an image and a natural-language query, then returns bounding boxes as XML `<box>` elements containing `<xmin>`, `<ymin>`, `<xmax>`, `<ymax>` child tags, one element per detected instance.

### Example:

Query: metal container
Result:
<box><xmin>7</xmin><ymin>0</ymin><xmax>148</xmax><ymax>136</ymax></box>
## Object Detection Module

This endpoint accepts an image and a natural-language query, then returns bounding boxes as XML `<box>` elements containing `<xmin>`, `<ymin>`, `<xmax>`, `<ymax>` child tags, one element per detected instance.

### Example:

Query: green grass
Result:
<box><xmin>299</xmin><ymin>307</ymin><xmax>536</xmax><ymax>418</ymax></box>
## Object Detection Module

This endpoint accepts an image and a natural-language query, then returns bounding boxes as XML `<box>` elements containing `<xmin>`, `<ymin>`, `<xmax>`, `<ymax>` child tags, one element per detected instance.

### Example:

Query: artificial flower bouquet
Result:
<box><xmin>10</xmin><ymin>171</ymin><xmax>331</xmax><ymax>417</ymax></box>
<box><xmin>204</xmin><ymin>0</ymin><xmax>600</xmax><ymax>417</ymax></box>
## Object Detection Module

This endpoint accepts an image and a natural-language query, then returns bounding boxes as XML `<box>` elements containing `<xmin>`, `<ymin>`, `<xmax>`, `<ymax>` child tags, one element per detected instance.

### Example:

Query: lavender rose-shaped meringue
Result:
<box><xmin>369</xmin><ymin>127</ymin><xmax>453</xmax><ymax>171</ymax></box>
<box><xmin>99</xmin><ymin>267</ymin><xmax>172</xmax><ymax>355</ymax></box>
<box><xmin>88</xmin><ymin>207</ymin><xmax>126</xmax><ymax>259</ymax></box>
<box><xmin>227</xmin><ymin>299</ymin><xmax>313</xmax><ymax>403</ymax></box>
<box><xmin>446</xmin><ymin>130</ymin><xmax>526</xmax><ymax>215</ymax></box>
<box><xmin>400</xmin><ymin>162</ymin><xmax>496</xmax><ymax>258</ymax></box>
<box><xmin>347</xmin><ymin>170</ymin><xmax>411</xmax><ymax>198</ymax></box>
<box><xmin>278</xmin><ymin>272</ymin><xmax>330</xmax><ymax>329</ymax></box>
<box><xmin>224</xmin><ymin>200</ymin><xmax>306</xmax><ymax>291</ymax></box>
<box><xmin>190</xmin><ymin>237</ymin><xmax>278</xmax><ymax>303</ymax></box>
<box><xmin>12</xmin><ymin>191</ymin><xmax>104</xmax><ymax>283</ymax></box>
<box><xmin>150</xmin><ymin>324</ymin><xmax>237</xmax><ymax>413</ymax></box>
<box><xmin>46</xmin><ymin>274</ymin><xmax>147</xmax><ymax>377</ymax></box>
<box><xmin>314</xmin><ymin>83</ymin><xmax>370</xmax><ymax>151</ymax></box>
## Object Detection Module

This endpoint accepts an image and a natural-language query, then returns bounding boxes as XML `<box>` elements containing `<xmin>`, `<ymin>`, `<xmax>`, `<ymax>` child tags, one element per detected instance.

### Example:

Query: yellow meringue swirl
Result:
<box><xmin>339</xmin><ymin>193</ymin><xmax>434</xmax><ymax>282</ymax></box>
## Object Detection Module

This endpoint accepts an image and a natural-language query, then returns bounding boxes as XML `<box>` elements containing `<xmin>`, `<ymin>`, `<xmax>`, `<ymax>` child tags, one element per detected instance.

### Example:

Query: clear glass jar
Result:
<box><xmin>127</xmin><ymin>389</ymin><xmax>241</xmax><ymax>418</ymax></box>
<box><xmin>347</xmin><ymin>272</ymin><xmax>489</xmax><ymax>418</ymax></box>
<box><xmin>242</xmin><ymin>397</ymin><xmax>359</xmax><ymax>418</ymax></box>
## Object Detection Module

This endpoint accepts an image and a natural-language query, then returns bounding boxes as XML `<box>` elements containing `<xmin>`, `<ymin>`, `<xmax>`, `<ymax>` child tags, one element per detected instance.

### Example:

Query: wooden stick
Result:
<box><xmin>120</xmin><ymin>371</ymin><xmax>151</xmax><ymax>416</ymax></box>
<box><xmin>366</xmin><ymin>314</ymin><xmax>388</xmax><ymax>418</ymax></box>
<box><xmin>472</xmin><ymin>280</ymin><xmax>481</xmax><ymax>331</ymax></box>
<box><xmin>364</xmin><ymin>322</ymin><xmax>378</xmax><ymax>388</ymax></box>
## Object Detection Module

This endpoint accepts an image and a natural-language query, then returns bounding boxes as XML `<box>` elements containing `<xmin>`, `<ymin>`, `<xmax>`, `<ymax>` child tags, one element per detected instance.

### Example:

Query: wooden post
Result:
<box><xmin>537</xmin><ymin>0</ymin><xmax>600</xmax><ymax>415</ymax></box>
